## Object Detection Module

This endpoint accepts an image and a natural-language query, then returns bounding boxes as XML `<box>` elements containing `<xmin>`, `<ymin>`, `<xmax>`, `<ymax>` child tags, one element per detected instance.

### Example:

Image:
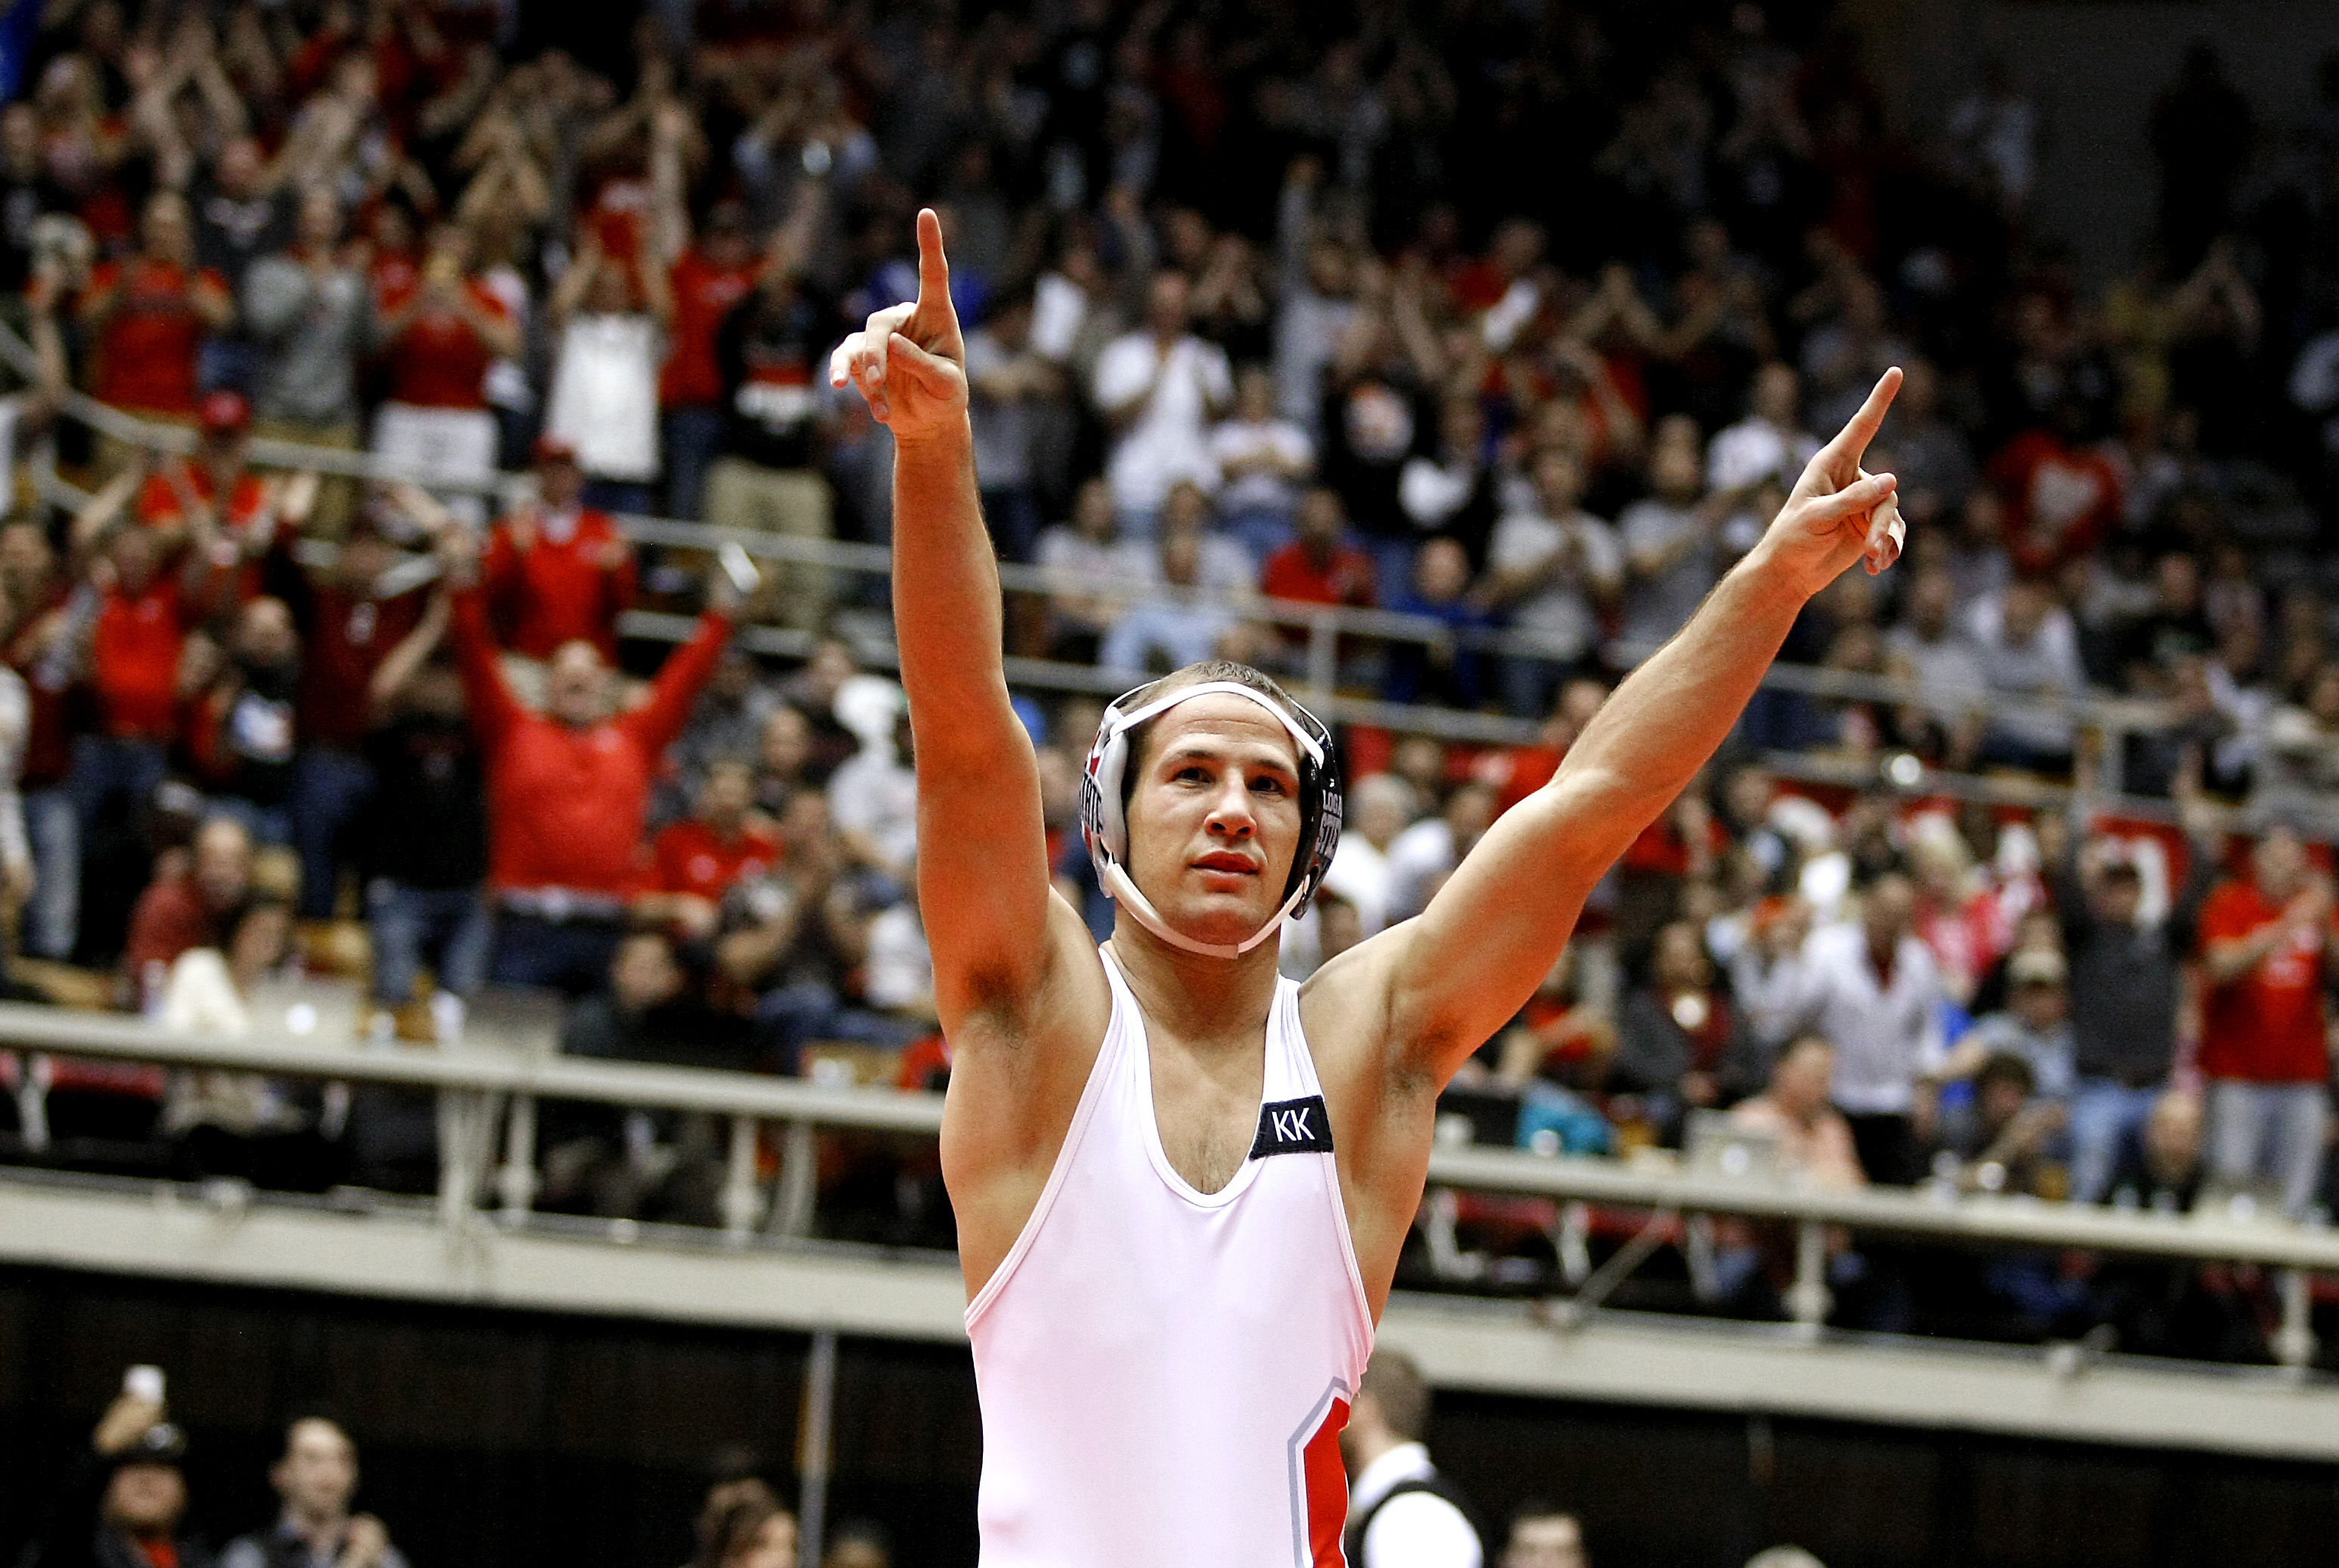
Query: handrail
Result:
<box><xmin>5</xmin><ymin>1002</ymin><xmax>2331</xmax><ymax>1271</ymax></box>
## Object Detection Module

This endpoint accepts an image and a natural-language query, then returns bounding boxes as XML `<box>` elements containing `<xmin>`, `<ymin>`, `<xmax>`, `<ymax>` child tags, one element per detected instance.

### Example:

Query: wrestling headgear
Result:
<box><xmin>1080</xmin><ymin>677</ymin><xmax>1343</xmax><ymax>958</ymax></box>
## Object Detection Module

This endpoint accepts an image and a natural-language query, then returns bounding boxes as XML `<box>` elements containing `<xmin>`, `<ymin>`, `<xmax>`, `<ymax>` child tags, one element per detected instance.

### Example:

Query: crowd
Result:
<box><xmin>30</xmin><ymin>1356</ymin><xmax>1847</xmax><ymax>1568</ymax></box>
<box><xmin>0</xmin><ymin>0</ymin><xmax>2331</xmax><ymax>1353</ymax></box>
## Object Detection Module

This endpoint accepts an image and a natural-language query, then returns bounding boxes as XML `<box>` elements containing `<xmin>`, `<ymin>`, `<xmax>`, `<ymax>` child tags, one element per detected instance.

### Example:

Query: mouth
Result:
<box><xmin>1192</xmin><ymin>852</ymin><xmax>1259</xmax><ymax>877</ymax></box>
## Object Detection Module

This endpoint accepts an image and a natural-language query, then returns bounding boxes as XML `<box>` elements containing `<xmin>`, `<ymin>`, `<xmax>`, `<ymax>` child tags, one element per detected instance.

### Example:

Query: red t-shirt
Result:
<box><xmin>480</xmin><ymin>509</ymin><xmax>637</xmax><ymax>660</ymax></box>
<box><xmin>89</xmin><ymin>259</ymin><xmax>228</xmax><ymax>414</ymax></box>
<box><xmin>136</xmin><ymin>463</ymin><xmax>270</xmax><ymax>532</ymax></box>
<box><xmin>1260</xmin><ymin>542</ymin><xmax>1377</xmax><ymax>610</ymax></box>
<box><xmin>298</xmin><ymin>587</ymin><xmax>426</xmax><ymax>749</ymax></box>
<box><xmin>92</xmin><ymin>579</ymin><xmax>194</xmax><ymax>741</ymax></box>
<box><xmin>662</xmin><ymin>248</ymin><xmax>757</xmax><ymax>408</ymax></box>
<box><xmin>2197</xmin><ymin>881</ymin><xmax>2333</xmax><ymax>1082</ymax></box>
<box><xmin>380</xmin><ymin>279</ymin><xmax>508</xmax><ymax>409</ymax></box>
<box><xmin>652</xmin><ymin>819</ymin><xmax>780</xmax><ymax>902</ymax></box>
<box><xmin>1986</xmin><ymin>430</ymin><xmax>2124</xmax><ymax>576</ymax></box>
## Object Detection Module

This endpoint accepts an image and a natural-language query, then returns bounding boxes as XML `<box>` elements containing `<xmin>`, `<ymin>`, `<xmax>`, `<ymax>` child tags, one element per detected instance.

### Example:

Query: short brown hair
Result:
<box><xmin>1358</xmin><ymin>1350</ymin><xmax>1431</xmax><ymax>1441</ymax></box>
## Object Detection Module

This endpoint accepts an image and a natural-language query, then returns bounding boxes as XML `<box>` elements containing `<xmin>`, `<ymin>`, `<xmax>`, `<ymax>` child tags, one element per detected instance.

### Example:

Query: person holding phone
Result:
<box><xmin>23</xmin><ymin>1369</ymin><xmax>213</xmax><ymax>1568</ymax></box>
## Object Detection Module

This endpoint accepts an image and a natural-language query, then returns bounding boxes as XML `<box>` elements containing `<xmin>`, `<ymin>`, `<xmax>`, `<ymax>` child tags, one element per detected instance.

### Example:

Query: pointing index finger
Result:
<box><xmin>1821</xmin><ymin>366</ymin><xmax>1904</xmax><ymax>473</ymax></box>
<box><xmin>916</xmin><ymin>207</ymin><xmax>952</xmax><ymax>310</ymax></box>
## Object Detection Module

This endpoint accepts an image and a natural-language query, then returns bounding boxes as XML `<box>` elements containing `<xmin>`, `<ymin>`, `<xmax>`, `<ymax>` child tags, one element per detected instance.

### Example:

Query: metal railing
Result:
<box><xmin>2</xmin><ymin>1000</ymin><xmax>2329</xmax><ymax>1371</ymax></box>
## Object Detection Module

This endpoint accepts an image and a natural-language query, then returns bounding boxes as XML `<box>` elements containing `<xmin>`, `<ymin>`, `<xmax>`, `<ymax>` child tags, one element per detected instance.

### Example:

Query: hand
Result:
<box><xmin>437</xmin><ymin>525</ymin><xmax>481</xmax><ymax>588</ymax></box>
<box><xmin>1753</xmin><ymin>368</ymin><xmax>1905</xmax><ymax>598</ymax></box>
<box><xmin>828</xmin><ymin>208</ymin><xmax>967</xmax><ymax>443</ymax></box>
<box><xmin>669</xmin><ymin>893</ymin><xmax>720</xmax><ymax>942</ymax></box>
<box><xmin>94</xmin><ymin>1392</ymin><xmax>164</xmax><ymax>1455</ymax></box>
<box><xmin>337</xmin><ymin>1515</ymin><xmax>390</xmax><ymax>1568</ymax></box>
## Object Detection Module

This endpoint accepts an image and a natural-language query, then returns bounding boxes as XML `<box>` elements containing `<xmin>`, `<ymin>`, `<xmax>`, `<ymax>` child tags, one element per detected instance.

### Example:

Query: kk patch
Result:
<box><xmin>1250</xmin><ymin>1095</ymin><xmax>1335</xmax><ymax>1158</ymax></box>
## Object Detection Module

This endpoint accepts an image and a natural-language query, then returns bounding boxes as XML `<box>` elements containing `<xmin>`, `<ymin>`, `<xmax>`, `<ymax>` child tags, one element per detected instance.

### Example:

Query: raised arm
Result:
<box><xmin>828</xmin><ymin>210</ymin><xmax>1067</xmax><ymax>1032</ymax></box>
<box><xmin>1340</xmin><ymin>369</ymin><xmax>1908</xmax><ymax>1081</ymax></box>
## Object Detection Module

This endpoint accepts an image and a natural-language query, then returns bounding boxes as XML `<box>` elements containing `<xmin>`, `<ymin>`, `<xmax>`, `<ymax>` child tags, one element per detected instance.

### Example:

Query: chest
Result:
<box><xmin>1145</xmin><ymin>1026</ymin><xmax>1269</xmax><ymax>1196</ymax></box>
<box><xmin>502</xmin><ymin>722</ymin><xmax>644</xmax><ymax>800</ymax></box>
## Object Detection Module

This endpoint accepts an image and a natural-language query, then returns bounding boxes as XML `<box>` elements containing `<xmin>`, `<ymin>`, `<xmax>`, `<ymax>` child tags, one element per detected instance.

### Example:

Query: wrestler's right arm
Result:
<box><xmin>833</xmin><ymin>215</ymin><xmax>1110</xmax><ymax>1275</ymax></box>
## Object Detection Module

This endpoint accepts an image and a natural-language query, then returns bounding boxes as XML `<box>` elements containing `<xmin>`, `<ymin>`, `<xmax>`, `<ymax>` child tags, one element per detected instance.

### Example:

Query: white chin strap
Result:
<box><xmin>1105</xmin><ymin>860</ymin><xmax>1312</xmax><ymax>959</ymax></box>
<box><xmin>1097</xmin><ymin>680</ymin><xmax>1327</xmax><ymax>960</ymax></box>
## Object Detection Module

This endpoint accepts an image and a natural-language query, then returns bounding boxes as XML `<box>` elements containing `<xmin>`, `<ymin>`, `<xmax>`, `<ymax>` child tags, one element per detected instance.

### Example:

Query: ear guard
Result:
<box><xmin>1079</xmin><ymin>679</ymin><xmax>1343</xmax><ymax>958</ymax></box>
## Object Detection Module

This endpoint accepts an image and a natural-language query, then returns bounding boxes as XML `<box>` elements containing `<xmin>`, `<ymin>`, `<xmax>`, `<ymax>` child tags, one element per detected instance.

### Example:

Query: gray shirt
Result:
<box><xmin>244</xmin><ymin>253</ymin><xmax>373</xmax><ymax>426</ymax></box>
<box><xmin>221</xmin><ymin>1520</ymin><xmax>411</xmax><ymax>1568</ymax></box>
<box><xmin>1618</xmin><ymin>496</ymin><xmax>1718</xmax><ymax>653</ymax></box>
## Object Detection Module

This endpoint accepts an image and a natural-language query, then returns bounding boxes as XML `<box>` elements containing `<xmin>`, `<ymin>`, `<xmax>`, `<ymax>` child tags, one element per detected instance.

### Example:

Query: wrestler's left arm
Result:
<box><xmin>1320</xmin><ymin>369</ymin><xmax>1908</xmax><ymax>1088</ymax></box>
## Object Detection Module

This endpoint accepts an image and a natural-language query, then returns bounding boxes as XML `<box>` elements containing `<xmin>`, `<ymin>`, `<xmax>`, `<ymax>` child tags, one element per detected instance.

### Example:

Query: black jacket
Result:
<box><xmin>2056</xmin><ymin>838</ymin><xmax>2217</xmax><ymax>1087</ymax></box>
<box><xmin>19</xmin><ymin>1449</ymin><xmax>215</xmax><ymax>1568</ymax></box>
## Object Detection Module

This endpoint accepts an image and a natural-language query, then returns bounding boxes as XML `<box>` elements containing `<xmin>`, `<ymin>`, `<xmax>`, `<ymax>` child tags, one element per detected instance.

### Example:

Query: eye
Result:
<box><xmin>1250</xmin><ymin>775</ymin><xmax>1289</xmax><ymax>796</ymax></box>
<box><xmin>1175</xmin><ymin>765</ymin><xmax>1209</xmax><ymax>783</ymax></box>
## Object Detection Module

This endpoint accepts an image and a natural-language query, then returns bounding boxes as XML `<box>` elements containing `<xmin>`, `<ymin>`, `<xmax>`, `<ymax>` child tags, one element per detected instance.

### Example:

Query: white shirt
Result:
<box><xmin>827</xmin><ymin>746</ymin><xmax>918</xmax><ymax>872</ymax></box>
<box><xmin>1093</xmin><ymin>332</ymin><xmax>1233</xmax><ymax>514</ymax></box>
<box><xmin>1349</xmin><ymin>1443</ymin><xmax>1483</xmax><ymax>1568</ymax></box>
<box><xmin>1488</xmin><ymin>507</ymin><xmax>1621</xmax><ymax>663</ymax></box>
<box><xmin>545</xmin><ymin>313</ymin><xmax>662</xmax><ymax>481</ymax></box>
<box><xmin>1707</xmin><ymin>415</ymin><xmax>1819</xmax><ymax>492</ymax></box>
<box><xmin>1384</xmin><ymin>818</ymin><xmax>1460</xmax><ymax>926</ymax></box>
<box><xmin>1209</xmin><ymin>416</ymin><xmax>1313</xmax><ymax>514</ymax></box>
<box><xmin>1321</xmin><ymin>835</ymin><xmax>1396</xmax><ymax>936</ymax></box>
<box><xmin>1736</xmin><ymin>922</ymin><xmax>1947</xmax><ymax>1114</ymax></box>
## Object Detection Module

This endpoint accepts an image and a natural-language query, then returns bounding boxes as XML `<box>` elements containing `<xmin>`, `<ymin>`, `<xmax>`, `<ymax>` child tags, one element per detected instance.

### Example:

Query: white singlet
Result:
<box><xmin>966</xmin><ymin>947</ymin><xmax>1377</xmax><ymax>1567</ymax></box>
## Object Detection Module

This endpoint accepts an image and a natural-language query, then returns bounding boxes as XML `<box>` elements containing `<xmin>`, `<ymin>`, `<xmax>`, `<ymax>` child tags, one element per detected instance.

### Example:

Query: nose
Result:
<box><xmin>1203</xmin><ymin>776</ymin><xmax>1256</xmax><ymax>839</ymax></box>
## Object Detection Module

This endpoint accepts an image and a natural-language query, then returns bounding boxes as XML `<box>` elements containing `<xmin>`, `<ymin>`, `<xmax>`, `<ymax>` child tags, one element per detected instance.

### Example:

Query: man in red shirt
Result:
<box><xmin>123</xmin><ymin>814</ymin><xmax>253</xmax><ymax>1005</ymax></box>
<box><xmin>442</xmin><ymin>529</ymin><xmax>737</xmax><ymax>993</ymax></box>
<box><xmin>286</xmin><ymin>508</ymin><xmax>426</xmax><ymax>918</ymax></box>
<box><xmin>1984</xmin><ymin>402</ymin><xmax>2124</xmax><ymax>578</ymax></box>
<box><xmin>135</xmin><ymin>392</ymin><xmax>280</xmax><ymax>572</ymax></box>
<box><xmin>79</xmin><ymin>190</ymin><xmax>235</xmax><ymax>434</ymax></box>
<box><xmin>643</xmin><ymin>759</ymin><xmax>778</xmax><ymax>940</ymax></box>
<box><xmin>2196</xmin><ymin>823</ymin><xmax>2339</xmax><ymax>1217</ymax></box>
<box><xmin>661</xmin><ymin>200</ymin><xmax>761</xmax><ymax>521</ymax></box>
<box><xmin>480</xmin><ymin>438</ymin><xmax>637</xmax><ymax>662</ymax></box>
<box><xmin>372</xmin><ymin>223</ymin><xmax>518</xmax><ymax>526</ymax></box>
<box><xmin>1259</xmin><ymin>487</ymin><xmax>1375</xmax><ymax>658</ymax></box>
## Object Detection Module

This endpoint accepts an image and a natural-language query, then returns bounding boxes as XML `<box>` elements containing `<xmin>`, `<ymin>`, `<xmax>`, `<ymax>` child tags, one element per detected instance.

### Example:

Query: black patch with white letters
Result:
<box><xmin>1250</xmin><ymin>1095</ymin><xmax>1334</xmax><ymax>1158</ymax></box>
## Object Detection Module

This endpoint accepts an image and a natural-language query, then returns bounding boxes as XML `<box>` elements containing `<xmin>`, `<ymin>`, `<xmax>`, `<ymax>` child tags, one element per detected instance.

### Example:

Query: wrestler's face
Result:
<box><xmin>1123</xmin><ymin>692</ymin><xmax>1304</xmax><ymax>950</ymax></box>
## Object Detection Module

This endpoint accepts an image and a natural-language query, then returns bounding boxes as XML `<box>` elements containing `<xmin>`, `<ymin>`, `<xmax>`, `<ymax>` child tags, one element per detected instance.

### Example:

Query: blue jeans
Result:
<box><xmin>68</xmin><ymin>734</ymin><xmax>167</xmax><ymax>844</ymax></box>
<box><xmin>292</xmin><ymin>746</ymin><xmax>377</xmax><ymax>918</ymax></box>
<box><xmin>2069</xmin><ymin>1079</ymin><xmax>2163</xmax><ymax>1205</ymax></box>
<box><xmin>582</xmin><ymin>479</ymin><xmax>654</xmax><ymax>515</ymax></box>
<box><xmin>663</xmin><ymin>406</ymin><xmax>726</xmax><ymax>522</ymax></box>
<box><xmin>23</xmin><ymin>785</ymin><xmax>76</xmax><ymax>961</ymax></box>
<box><xmin>752</xmin><ymin>980</ymin><xmax>920</xmax><ymax>1076</ymax></box>
<box><xmin>367</xmin><ymin>882</ymin><xmax>493</xmax><ymax>1004</ymax></box>
<box><xmin>490</xmin><ymin>912</ymin><xmax>623</xmax><ymax>996</ymax></box>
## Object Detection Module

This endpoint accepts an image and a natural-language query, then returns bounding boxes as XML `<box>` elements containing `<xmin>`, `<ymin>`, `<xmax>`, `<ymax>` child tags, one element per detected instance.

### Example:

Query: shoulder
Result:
<box><xmin>1364</xmin><ymin>1489</ymin><xmax>1482</xmax><ymax>1565</ymax></box>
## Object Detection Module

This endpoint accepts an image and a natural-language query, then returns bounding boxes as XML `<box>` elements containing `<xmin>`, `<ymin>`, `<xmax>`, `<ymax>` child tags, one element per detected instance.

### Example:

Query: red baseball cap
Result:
<box><xmin>532</xmin><ymin>434</ymin><xmax>579</xmax><ymax>466</ymax></box>
<box><xmin>198</xmin><ymin>390</ymin><xmax>251</xmax><ymax>436</ymax></box>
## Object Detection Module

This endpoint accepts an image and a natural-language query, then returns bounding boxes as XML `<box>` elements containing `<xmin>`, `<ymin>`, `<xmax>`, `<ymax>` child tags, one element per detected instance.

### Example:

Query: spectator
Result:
<box><xmin>1713</xmin><ymin>1036</ymin><xmax>1870</xmax><ymax>1317</ymax></box>
<box><xmin>442</xmin><ymin>531</ymin><xmax>734</xmax><ymax>994</ymax></box>
<box><xmin>1098</xmin><ymin>522</ymin><xmax>1241</xmax><ymax>678</ymax></box>
<box><xmin>481</xmin><ymin>438</ymin><xmax>638</xmax><ymax>663</ymax></box>
<box><xmin>1318</xmin><ymin>773</ymin><xmax>1418</xmax><ymax>939</ymax></box>
<box><xmin>660</xmin><ymin>201</ymin><xmax>761</xmax><ymax>523</ymax></box>
<box><xmin>964</xmin><ymin>282</ymin><xmax>1062</xmax><ymax>564</ymax></box>
<box><xmin>1386</xmin><ymin>781</ymin><xmax>1497</xmax><ymax>926</ymax></box>
<box><xmin>23</xmin><ymin>1388</ymin><xmax>209</xmax><ymax>1568</ymax></box>
<box><xmin>219</xmin><ymin>1418</ymin><xmax>406</xmax><ymax>1568</ymax></box>
<box><xmin>1940</xmin><ymin>946</ymin><xmax>2077</xmax><ymax>1106</ymax></box>
<box><xmin>1500</xmin><ymin>1507</ymin><xmax>1588</xmax><ymax>1568</ymax></box>
<box><xmin>1967</xmin><ymin>577</ymin><xmax>2084</xmax><ymax>774</ymax></box>
<box><xmin>716</xmin><ymin>790</ymin><xmax>888</xmax><ymax>1076</ymax></box>
<box><xmin>79</xmin><ymin>188</ymin><xmax>233</xmax><ymax>449</ymax></box>
<box><xmin>647</xmin><ymin>760</ymin><xmax>778</xmax><ymax>941</ymax></box>
<box><xmin>699</xmin><ymin>1492</ymin><xmax>798</xmax><ymax>1568</ymax></box>
<box><xmin>1610</xmin><ymin>920</ymin><xmax>1763</xmax><ymax>1146</ymax></box>
<box><xmin>1934</xmin><ymin>1050</ymin><xmax>2062</xmax><ymax>1198</ymax></box>
<box><xmin>182</xmin><ymin>595</ymin><xmax>301</xmax><ymax>843</ymax></box>
<box><xmin>1618</xmin><ymin>415</ymin><xmax>1737</xmax><ymax>653</ymax></box>
<box><xmin>1706</xmin><ymin>362</ymin><xmax>1817</xmax><ymax>493</ymax></box>
<box><xmin>2053</xmin><ymin>816</ymin><xmax>2218</xmax><ymax>1205</ymax></box>
<box><xmin>134</xmin><ymin>391</ymin><xmax>280</xmax><ymax>562</ymax></box>
<box><xmin>1738</xmin><ymin>874</ymin><xmax>1947</xmax><ymax>1184</ymax></box>
<box><xmin>1881</xmin><ymin>566</ymin><xmax>1986</xmax><ymax>767</ymax></box>
<box><xmin>360</xmin><ymin>604</ymin><xmax>490</xmax><ymax>1009</ymax></box>
<box><xmin>1483</xmin><ymin>448</ymin><xmax>1622</xmax><ymax>715</ymax></box>
<box><xmin>2195</xmin><ymin>822</ymin><xmax>2337</xmax><ymax>1218</ymax></box>
<box><xmin>1383</xmin><ymin>538</ymin><xmax>1494</xmax><ymax>709</ymax></box>
<box><xmin>661</xmin><ymin>646</ymin><xmax>780</xmax><ymax>819</ymax></box>
<box><xmin>243</xmin><ymin>184</ymin><xmax>369</xmax><ymax>536</ymax></box>
<box><xmin>820</xmin><ymin>1523</ymin><xmax>893</xmax><ymax>1568</ymax></box>
<box><xmin>2106</xmin><ymin>1088</ymin><xmax>2208</xmax><ymax>1214</ymax></box>
<box><xmin>543</xmin><ymin>232</ymin><xmax>672</xmax><ymax>514</ymax></box>
<box><xmin>1985</xmin><ymin>400</ymin><xmax>2124</xmax><ymax>577</ymax></box>
<box><xmin>1210</xmin><ymin>362</ymin><xmax>1316</xmax><ymax>566</ymax></box>
<box><xmin>4</xmin><ymin>517</ymin><xmax>79</xmax><ymax>961</ymax></box>
<box><xmin>280</xmin><ymin>507</ymin><xmax>426</xmax><ymax>918</ymax></box>
<box><xmin>124</xmin><ymin>813</ymin><xmax>252</xmax><ymax>1007</ymax></box>
<box><xmin>1876</xmin><ymin>358</ymin><xmax>1975</xmax><ymax>529</ymax></box>
<box><xmin>372</xmin><ymin>222</ymin><xmax>519</xmax><ymax>527</ymax></box>
<box><xmin>1093</xmin><ymin>269</ymin><xmax>1233</xmax><ymax>530</ymax></box>
<box><xmin>156</xmin><ymin>897</ymin><xmax>322</xmax><ymax>1183</ymax></box>
<box><xmin>545</xmin><ymin>930</ymin><xmax>746</xmax><ymax>1223</ymax></box>
<box><xmin>1340</xmin><ymin>1350</ymin><xmax>1485</xmax><ymax>1568</ymax></box>
<box><xmin>1398</xmin><ymin>395</ymin><xmax>1500</xmax><ymax>575</ymax></box>
<box><xmin>709</xmin><ymin>251</ymin><xmax>835</xmax><ymax>629</ymax></box>
<box><xmin>1259</xmin><ymin>486</ymin><xmax>1376</xmax><ymax>653</ymax></box>
<box><xmin>1037</xmin><ymin>477</ymin><xmax>1132</xmax><ymax>664</ymax></box>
